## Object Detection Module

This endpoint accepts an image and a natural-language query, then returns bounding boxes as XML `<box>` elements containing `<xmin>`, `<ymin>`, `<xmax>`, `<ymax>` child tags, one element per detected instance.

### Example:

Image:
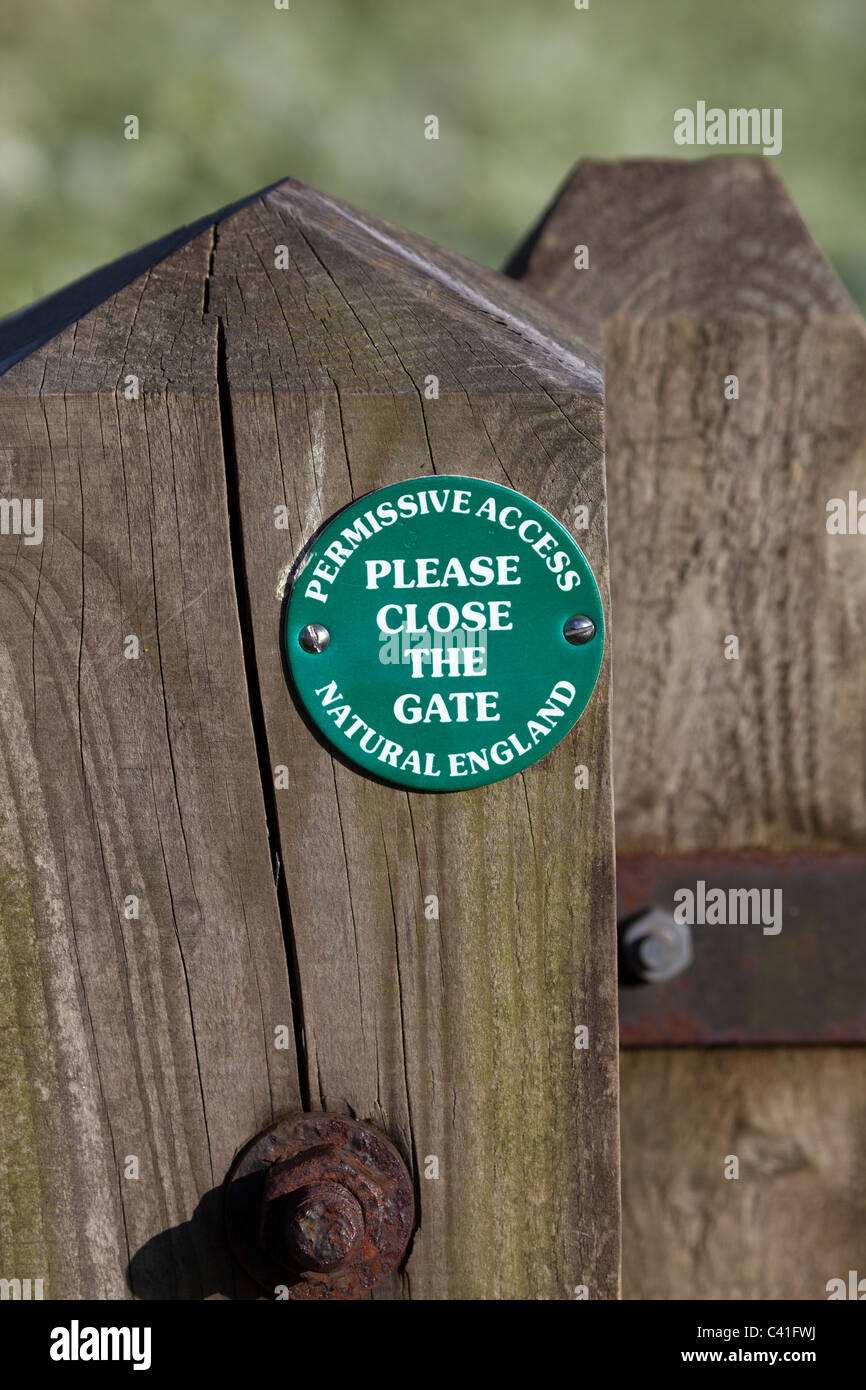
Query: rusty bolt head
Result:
<box><xmin>282</xmin><ymin>1181</ymin><xmax>363</xmax><ymax>1273</ymax></box>
<box><xmin>258</xmin><ymin>1142</ymin><xmax>380</xmax><ymax>1278</ymax></box>
<box><xmin>225</xmin><ymin>1114</ymin><xmax>415</xmax><ymax>1299</ymax></box>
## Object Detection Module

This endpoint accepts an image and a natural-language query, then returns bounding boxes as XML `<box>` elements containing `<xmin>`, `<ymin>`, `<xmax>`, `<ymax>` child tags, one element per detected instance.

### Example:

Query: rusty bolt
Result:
<box><xmin>225</xmin><ymin>1114</ymin><xmax>415</xmax><ymax>1299</ymax></box>
<box><xmin>282</xmin><ymin>1181</ymin><xmax>363</xmax><ymax>1272</ymax></box>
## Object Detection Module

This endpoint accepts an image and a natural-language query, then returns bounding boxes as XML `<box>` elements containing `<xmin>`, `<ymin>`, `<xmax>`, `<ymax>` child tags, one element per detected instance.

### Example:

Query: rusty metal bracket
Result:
<box><xmin>617</xmin><ymin>851</ymin><xmax>866</xmax><ymax>1044</ymax></box>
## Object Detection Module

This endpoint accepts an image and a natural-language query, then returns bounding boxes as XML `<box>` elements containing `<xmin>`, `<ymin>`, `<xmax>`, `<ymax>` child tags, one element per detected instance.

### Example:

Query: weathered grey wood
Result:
<box><xmin>0</xmin><ymin>235</ymin><xmax>301</xmax><ymax>1299</ymax></box>
<box><xmin>210</xmin><ymin>180</ymin><xmax>619</xmax><ymax>1299</ymax></box>
<box><xmin>0</xmin><ymin>179</ymin><xmax>620</xmax><ymax>1299</ymax></box>
<box><xmin>0</xmin><ymin>187</ymin><xmax>272</xmax><ymax>377</ymax></box>
<box><xmin>511</xmin><ymin>155</ymin><xmax>866</xmax><ymax>1299</ymax></box>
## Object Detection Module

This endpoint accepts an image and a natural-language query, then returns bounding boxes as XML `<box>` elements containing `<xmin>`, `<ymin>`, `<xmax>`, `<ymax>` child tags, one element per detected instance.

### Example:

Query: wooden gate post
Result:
<box><xmin>0</xmin><ymin>180</ymin><xmax>620</xmax><ymax>1299</ymax></box>
<box><xmin>510</xmin><ymin>156</ymin><xmax>866</xmax><ymax>1299</ymax></box>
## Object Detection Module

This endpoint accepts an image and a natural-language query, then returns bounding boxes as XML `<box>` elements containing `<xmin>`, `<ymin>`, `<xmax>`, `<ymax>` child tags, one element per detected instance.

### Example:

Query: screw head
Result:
<box><xmin>299</xmin><ymin>623</ymin><xmax>330</xmax><ymax>653</ymax></box>
<box><xmin>564</xmin><ymin>614</ymin><xmax>596</xmax><ymax>645</ymax></box>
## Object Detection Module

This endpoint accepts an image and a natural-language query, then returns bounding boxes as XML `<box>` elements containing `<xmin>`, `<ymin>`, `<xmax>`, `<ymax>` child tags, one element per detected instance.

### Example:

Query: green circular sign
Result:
<box><xmin>284</xmin><ymin>476</ymin><xmax>604</xmax><ymax>791</ymax></box>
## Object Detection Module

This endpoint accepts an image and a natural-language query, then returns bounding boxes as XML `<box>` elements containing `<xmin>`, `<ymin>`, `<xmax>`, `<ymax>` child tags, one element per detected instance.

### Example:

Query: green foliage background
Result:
<box><xmin>1</xmin><ymin>0</ymin><xmax>864</xmax><ymax>315</ymax></box>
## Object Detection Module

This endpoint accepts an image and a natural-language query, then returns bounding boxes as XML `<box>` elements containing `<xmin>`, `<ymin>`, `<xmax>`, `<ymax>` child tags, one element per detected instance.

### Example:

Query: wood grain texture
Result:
<box><xmin>621</xmin><ymin>1048</ymin><xmax>866</xmax><ymax>1301</ymax></box>
<box><xmin>511</xmin><ymin>156</ymin><xmax>866</xmax><ymax>1299</ymax></box>
<box><xmin>0</xmin><ymin>178</ymin><xmax>620</xmax><ymax>1299</ymax></box>
<box><xmin>0</xmin><ymin>234</ymin><xmax>300</xmax><ymax>1299</ymax></box>
<box><xmin>514</xmin><ymin>156</ymin><xmax>866</xmax><ymax>852</ymax></box>
<box><xmin>508</xmin><ymin>156</ymin><xmax>856</xmax><ymax>354</ymax></box>
<box><xmin>211</xmin><ymin>180</ymin><xmax>620</xmax><ymax>1299</ymax></box>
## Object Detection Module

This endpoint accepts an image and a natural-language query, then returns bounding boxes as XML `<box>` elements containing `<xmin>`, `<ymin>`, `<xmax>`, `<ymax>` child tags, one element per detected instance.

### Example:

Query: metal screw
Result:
<box><xmin>564</xmin><ymin>614</ymin><xmax>596</xmax><ymax>645</ymax></box>
<box><xmin>299</xmin><ymin>623</ymin><xmax>330</xmax><ymax>653</ymax></box>
<box><xmin>225</xmin><ymin>1113</ymin><xmax>415</xmax><ymax>1299</ymax></box>
<box><xmin>622</xmin><ymin>909</ymin><xmax>693</xmax><ymax>984</ymax></box>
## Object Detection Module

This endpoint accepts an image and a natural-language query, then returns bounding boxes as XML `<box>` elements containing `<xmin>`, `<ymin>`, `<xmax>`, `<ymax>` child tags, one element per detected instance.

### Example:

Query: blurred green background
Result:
<box><xmin>1</xmin><ymin>0</ymin><xmax>864</xmax><ymax>316</ymax></box>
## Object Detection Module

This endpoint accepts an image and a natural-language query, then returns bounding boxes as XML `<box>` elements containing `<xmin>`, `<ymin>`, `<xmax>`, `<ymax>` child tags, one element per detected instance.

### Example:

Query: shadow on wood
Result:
<box><xmin>126</xmin><ymin>1185</ymin><xmax>234</xmax><ymax>1301</ymax></box>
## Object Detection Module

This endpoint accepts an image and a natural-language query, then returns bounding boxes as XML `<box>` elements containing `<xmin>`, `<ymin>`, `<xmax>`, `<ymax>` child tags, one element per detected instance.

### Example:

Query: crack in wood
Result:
<box><xmin>213</xmin><ymin>309</ymin><xmax>310</xmax><ymax>1112</ymax></box>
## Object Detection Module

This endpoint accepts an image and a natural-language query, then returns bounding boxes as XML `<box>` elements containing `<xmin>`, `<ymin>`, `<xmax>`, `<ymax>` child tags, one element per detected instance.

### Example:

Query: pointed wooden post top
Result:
<box><xmin>2</xmin><ymin>175</ymin><xmax>601</xmax><ymax>400</ymax></box>
<box><xmin>509</xmin><ymin>156</ymin><xmax>858</xmax><ymax>351</ymax></box>
<box><xmin>0</xmin><ymin>175</ymin><xmax>618</xmax><ymax>1300</ymax></box>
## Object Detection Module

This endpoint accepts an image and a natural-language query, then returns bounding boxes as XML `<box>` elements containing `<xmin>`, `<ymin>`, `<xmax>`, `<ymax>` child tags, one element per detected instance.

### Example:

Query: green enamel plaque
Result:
<box><xmin>284</xmin><ymin>476</ymin><xmax>604</xmax><ymax>791</ymax></box>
